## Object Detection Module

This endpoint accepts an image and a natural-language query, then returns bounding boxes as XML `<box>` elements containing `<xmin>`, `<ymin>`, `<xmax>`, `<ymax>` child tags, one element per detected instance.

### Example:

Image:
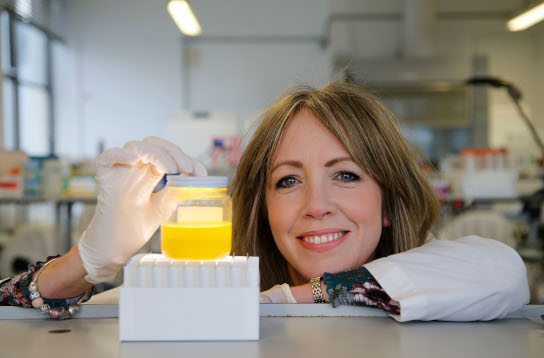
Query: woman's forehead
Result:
<box><xmin>271</xmin><ymin>110</ymin><xmax>354</xmax><ymax>167</ymax></box>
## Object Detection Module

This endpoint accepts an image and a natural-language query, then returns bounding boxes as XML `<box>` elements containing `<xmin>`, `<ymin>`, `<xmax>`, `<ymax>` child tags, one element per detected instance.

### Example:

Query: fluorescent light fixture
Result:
<box><xmin>507</xmin><ymin>1</ymin><xmax>544</xmax><ymax>32</ymax></box>
<box><xmin>167</xmin><ymin>0</ymin><xmax>201</xmax><ymax>36</ymax></box>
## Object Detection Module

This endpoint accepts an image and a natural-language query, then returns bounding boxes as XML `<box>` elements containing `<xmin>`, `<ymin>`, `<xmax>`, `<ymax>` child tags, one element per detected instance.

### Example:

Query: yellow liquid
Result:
<box><xmin>161</xmin><ymin>222</ymin><xmax>232</xmax><ymax>260</ymax></box>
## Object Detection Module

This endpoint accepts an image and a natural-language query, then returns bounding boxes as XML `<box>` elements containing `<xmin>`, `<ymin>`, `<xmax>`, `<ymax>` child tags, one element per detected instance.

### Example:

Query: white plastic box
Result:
<box><xmin>119</xmin><ymin>254</ymin><xmax>260</xmax><ymax>341</ymax></box>
<box><xmin>461</xmin><ymin>170</ymin><xmax>517</xmax><ymax>199</ymax></box>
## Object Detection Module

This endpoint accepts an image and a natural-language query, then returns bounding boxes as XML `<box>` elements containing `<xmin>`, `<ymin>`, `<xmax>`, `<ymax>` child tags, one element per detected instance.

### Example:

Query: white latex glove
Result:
<box><xmin>260</xmin><ymin>284</ymin><xmax>297</xmax><ymax>303</ymax></box>
<box><xmin>78</xmin><ymin>136</ymin><xmax>207</xmax><ymax>283</ymax></box>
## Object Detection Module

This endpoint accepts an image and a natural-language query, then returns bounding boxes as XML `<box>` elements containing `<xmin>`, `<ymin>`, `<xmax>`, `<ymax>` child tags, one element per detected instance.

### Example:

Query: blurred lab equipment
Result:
<box><xmin>466</xmin><ymin>76</ymin><xmax>544</xmax><ymax>158</ymax></box>
<box><xmin>460</xmin><ymin>147</ymin><xmax>517</xmax><ymax>199</ymax></box>
<box><xmin>0</xmin><ymin>149</ymin><xmax>28</xmax><ymax>173</ymax></box>
<box><xmin>0</xmin><ymin>224</ymin><xmax>58</xmax><ymax>277</ymax></box>
<box><xmin>0</xmin><ymin>167</ymin><xmax>23</xmax><ymax>199</ymax></box>
<box><xmin>440</xmin><ymin>147</ymin><xmax>518</xmax><ymax>200</ymax></box>
<box><xmin>23</xmin><ymin>156</ymin><xmax>69</xmax><ymax>198</ymax></box>
<box><xmin>0</xmin><ymin>150</ymin><xmax>27</xmax><ymax>198</ymax></box>
<box><xmin>204</xmin><ymin>135</ymin><xmax>242</xmax><ymax>177</ymax></box>
<box><xmin>520</xmin><ymin>189</ymin><xmax>544</xmax><ymax>251</ymax></box>
<box><xmin>439</xmin><ymin>210</ymin><xmax>516</xmax><ymax>248</ymax></box>
<box><xmin>465</xmin><ymin>77</ymin><xmax>544</xmax><ymax>302</ymax></box>
<box><xmin>42</xmin><ymin>157</ymin><xmax>70</xmax><ymax>198</ymax></box>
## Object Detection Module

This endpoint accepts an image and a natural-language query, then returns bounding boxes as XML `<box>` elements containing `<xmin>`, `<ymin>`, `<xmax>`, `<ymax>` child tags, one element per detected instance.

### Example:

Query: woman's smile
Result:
<box><xmin>297</xmin><ymin>230</ymin><xmax>350</xmax><ymax>252</ymax></box>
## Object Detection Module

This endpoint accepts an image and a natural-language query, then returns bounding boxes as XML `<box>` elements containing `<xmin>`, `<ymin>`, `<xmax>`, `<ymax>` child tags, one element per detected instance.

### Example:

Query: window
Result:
<box><xmin>1</xmin><ymin>6</ymin><xmax>56</xmax><ymax>156</ymax></box>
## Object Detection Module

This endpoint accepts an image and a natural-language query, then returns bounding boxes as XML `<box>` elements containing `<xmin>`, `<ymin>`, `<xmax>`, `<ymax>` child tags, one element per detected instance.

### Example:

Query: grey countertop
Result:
<box><xmin>1</xmin><ymin>316</ymin><xmax>543</xmax><ymax>358</ymax></box>
<box><xmin>2</xmin><ymin>288</ymin><xmax>543</xmax><ymax>358</ymax></box>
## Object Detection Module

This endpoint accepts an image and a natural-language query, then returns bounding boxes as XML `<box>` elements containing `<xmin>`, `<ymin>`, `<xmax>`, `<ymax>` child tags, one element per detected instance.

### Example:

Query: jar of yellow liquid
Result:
<box><xmin>161</xmin><ymin>176</ymin><xmax>232</xmax><ymax>260</ymax></box>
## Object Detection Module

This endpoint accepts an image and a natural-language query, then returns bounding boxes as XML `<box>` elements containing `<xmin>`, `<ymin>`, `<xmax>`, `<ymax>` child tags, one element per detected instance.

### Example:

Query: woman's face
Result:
<box><xmin>265</xmin><ymin>110</ymin><xmax>387</xmax><ymax>284</ymax></box>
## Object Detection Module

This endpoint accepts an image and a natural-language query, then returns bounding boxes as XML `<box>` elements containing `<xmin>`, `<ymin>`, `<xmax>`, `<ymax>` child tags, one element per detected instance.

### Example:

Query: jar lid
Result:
<box><xmin>166</xmin><ymin>175</ymin><xmax>228</xmax><ymax>188</ymax></box>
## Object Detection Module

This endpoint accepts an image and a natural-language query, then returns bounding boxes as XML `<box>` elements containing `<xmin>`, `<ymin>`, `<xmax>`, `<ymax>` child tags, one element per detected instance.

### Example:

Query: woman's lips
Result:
<box><xmin>297</xmin><ymin>230</ymin><xmax>349</xmax><ymax>252</ymax></box>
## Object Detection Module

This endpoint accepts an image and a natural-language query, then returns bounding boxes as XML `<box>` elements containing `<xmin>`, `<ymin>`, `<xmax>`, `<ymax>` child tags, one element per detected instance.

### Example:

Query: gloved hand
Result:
<box><xmin>78</xmin><ymin>136</ymin><xmax>207</xmax><ymax>283</ymax></box>
<box><xmin>260</xmin><ymin>284</ymin><xmax>297</xmax><ymax>303</ymax></box>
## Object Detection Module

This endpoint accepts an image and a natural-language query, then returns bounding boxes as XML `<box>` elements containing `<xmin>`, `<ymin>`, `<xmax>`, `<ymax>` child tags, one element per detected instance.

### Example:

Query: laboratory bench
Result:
<box><xmin>2</xmin><ymin>316</ymin><xmax>543</xmax><ymax>358</ymax></box>
<box><xmin>0</xmin><ymin>196</ymin><xmax>97</xmax><ymax>253</ymax></box>
<box><xmin>1</xmin><ymin>289</ymin><xmax>543</xmax><ymax>358</ymax></box>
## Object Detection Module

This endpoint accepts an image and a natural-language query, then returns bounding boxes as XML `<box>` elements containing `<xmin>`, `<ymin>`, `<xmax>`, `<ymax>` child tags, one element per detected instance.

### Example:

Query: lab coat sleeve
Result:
<box><xmin>364</xmin><ymin>235</ymin><xmax>530</xmax><ymax>322</ymax></box>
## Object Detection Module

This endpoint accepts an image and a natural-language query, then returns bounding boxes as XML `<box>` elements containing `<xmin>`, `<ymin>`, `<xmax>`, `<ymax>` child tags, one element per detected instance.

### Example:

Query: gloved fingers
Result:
<box><xmin>192</xmin><ymin>159</ymin><xmax>208</xmax><ymax>176</ymax></box>
<box><xmin>259</xmin><ymin>284</ymin><xmax>291</xmax><ymax>303</ymax></box>
<box><xmin>151</xmin><ymin>188</ymin><xmax>178</xmax><ymax>222</ymax></box>
<box><xmin>259</xmin><ymin>293</ymin><xmax>273</xmax><ymax>304</ymax></box>
<box><xmin>96</xmin><ymin>147</ymin><xmax>139</xmax><ymax>168</ymax></box>
<box><xmin>142</xmin><ymin>136</ymin><xmax>198</xmax><ymax>175</ymax></box>
<box><xmin>123</xmin><ymin>140</ymin><xmax>178</xmax><ymax>175</ymax></box>
<box><xmin>280</xmin><ymin>283</ymin><xmax>297</xmax><ymax>303</ymax></box>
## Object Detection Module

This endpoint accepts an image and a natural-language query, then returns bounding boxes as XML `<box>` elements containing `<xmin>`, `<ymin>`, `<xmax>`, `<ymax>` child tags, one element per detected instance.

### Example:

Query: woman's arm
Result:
<box><xmin>289</xmin><ymin>283</ymin><xmax>316</xmax><ymax>303</ymax></box>
<box><xmin>290</xmin><ymin>235</ymin><xmax>528</xmax><ymax>322</ymax></box>
<box><xmin>0</xmin><ymin>247</ymin><xmax>91</xmax><ymax>308</ymax></box>
<box><xmin>1</xmin><ymin>137</ymin><xmax>207</xmax><ymax>308</ymax></box>
<box><xmin>34</xmin><ymin>246</ymin><xmax>93</xmax><ymax>299</ymax></box>
<box><xmin>363</xmin><ymin>235</ymin><xmax>529</xmax><ymax>322</ymax></box>
<box><xmin>289</xmin><ymin>269</ymin><xmax>400</xmax><ymax>315</ymax></box>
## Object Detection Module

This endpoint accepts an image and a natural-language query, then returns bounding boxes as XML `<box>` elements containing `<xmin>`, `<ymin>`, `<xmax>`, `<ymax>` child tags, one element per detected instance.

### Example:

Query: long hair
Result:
<box><xmin>230</xmin><ymin>82</ymin><xmax>440</xmax><ymax>290</ymax></box>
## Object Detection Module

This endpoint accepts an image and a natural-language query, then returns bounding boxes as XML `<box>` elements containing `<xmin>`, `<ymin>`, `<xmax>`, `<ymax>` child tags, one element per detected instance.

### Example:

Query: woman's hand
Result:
<box><xmin>78</xmin><ymin>136</ymin><xmax>206</xmax><ymax>283</ymax></box>
<box><xmin>260</xmin><ymin>284</ymin><xmax>298</xmax><ymax>303</ymax></box>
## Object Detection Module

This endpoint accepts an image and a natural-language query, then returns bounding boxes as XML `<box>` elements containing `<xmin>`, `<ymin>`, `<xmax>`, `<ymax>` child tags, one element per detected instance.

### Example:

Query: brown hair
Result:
<box><xmin>230</xmin><ymin>82</ymin><xmax>440</xmax><ymax>290</ymax></box>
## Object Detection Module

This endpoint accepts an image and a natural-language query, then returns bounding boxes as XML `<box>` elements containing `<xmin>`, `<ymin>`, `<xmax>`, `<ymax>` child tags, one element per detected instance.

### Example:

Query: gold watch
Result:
<box><xmin>310</xmin><ymin>277</ymin><xmax>325</xmax><ymax>303</ymax></box>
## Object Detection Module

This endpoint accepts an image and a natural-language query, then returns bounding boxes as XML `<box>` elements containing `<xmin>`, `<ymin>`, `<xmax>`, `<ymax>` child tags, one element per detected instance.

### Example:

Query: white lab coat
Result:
<box><xmin>364</xmin><ymin>235</ymin><xmax>530</xmax><ymax>322</ymax></box>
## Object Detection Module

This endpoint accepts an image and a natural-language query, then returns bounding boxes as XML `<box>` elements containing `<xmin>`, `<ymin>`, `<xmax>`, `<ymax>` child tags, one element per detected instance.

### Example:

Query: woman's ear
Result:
<box><xmin>383</xmin><ymin>214</ymin><xmax>391</xmax><ymax>227</ymax></box>
<box><xmin>382</xmin><ymin>206</ymin><xmax>391</xmax><ymax>227</ymax></box>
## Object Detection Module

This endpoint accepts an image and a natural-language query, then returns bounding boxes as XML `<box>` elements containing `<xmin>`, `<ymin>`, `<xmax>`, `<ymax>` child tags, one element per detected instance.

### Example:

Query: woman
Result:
<box><xmin>0</xmin><ymin>82</ymin><xmax>529</xmax><ymax>321</ymax></box>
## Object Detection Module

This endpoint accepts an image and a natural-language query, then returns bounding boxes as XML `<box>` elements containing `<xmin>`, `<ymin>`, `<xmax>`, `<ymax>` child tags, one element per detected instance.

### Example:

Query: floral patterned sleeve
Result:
<box><xmin>324</xmin><ymin>266</ymin><xmax>400</xmax><ymax>315</ymax></box>
<box><xmin>0</xmin><ymin>256</ymin><xmax>93</xmax><ymax>308</ymax></box>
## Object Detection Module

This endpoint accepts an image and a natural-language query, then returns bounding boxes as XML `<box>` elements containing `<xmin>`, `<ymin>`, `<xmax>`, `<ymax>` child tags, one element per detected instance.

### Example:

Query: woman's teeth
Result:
<box><xmin>301</xmin><ymin>232</ymin><xmax>346</xmax><ymax>244</ymax></box>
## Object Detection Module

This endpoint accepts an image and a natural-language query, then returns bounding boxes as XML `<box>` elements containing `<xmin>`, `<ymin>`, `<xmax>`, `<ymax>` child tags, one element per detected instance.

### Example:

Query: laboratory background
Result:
<box><xmin>0</xmin><ymin>0</ymin><xmax>543</xmax><ymax>303</ymax></box>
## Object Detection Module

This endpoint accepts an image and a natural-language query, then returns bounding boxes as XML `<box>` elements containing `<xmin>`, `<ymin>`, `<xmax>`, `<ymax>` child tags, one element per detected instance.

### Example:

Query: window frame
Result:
<box><xmin>1</xmin><ymin>7</ymin><xmax>62</xmax><ymax>155</ymax></box>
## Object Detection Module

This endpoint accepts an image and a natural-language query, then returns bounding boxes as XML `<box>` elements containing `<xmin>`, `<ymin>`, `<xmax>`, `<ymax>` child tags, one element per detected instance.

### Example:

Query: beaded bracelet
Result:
<box><xmin>28</xmin><ymin>258</ymin><xmax>93</xmax><ymax>320</ymax></box>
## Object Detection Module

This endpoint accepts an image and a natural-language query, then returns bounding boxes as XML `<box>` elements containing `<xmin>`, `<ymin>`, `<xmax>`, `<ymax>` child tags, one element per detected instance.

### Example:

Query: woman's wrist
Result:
<box><xmin>33</xmin><ymin>245</ymin><xmax>94</xmax><ymax>299</ymax></box>
<box><xmin>321</xmin><ymin>279</ymin><xmax>329</xmax><ymax>302</ymax></box>
<box><xmin>289</xmin><ymin>283</ymin><xmax>313</xmax><ymax>303</ymax></box>
<box><xmin>289</xmin><ymin>280</ymin><xmax>330</xmax><ymax>303</ymax></box>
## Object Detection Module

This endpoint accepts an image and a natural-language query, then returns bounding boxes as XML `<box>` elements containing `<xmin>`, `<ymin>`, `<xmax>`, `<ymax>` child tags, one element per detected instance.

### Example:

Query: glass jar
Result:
<box><xmin>161</xmin><ymin>176</ymin><xmax>232</xmax><ymax>260</ymax></box>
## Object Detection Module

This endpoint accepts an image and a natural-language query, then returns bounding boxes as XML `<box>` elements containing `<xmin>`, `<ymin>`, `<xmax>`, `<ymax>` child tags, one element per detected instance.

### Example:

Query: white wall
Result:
<box><xmin>57</xmin><ymin>0</ymin><xmax>184</xmax><ymax>158</ymax></box>
<box><xmin>56</xmin><ymin>0</ymin><xmax>332</xmax><ymax>158</ymax></box>
<box><xmin>184</xmin><ymin>0</ymin><xmax>331</xmax><ymax>111</ymax></box>
<box><xmin>185</xmin><ymin>41</ymin><xmax>331</xmax><ymax>112</ymax></box>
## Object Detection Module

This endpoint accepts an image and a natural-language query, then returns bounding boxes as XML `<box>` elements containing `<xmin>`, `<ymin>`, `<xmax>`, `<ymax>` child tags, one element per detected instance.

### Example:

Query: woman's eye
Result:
<box><xmin>337</xmin><ymin>171</ymin><xmax>361</xmax><ymax>183</ymax></box>
<box><xmin>276</xmin><ymin>176</ymin><xmax>298</xmax><ymax>188</ymax></box>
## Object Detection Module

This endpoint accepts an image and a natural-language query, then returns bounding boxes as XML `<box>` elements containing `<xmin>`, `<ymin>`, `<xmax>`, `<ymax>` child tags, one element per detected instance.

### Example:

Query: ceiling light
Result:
<box><xmin>507</xmin><ymin>1</ymin><xmax>544</xmax><ymax>32</ymax></box>
<box><xmin>167</xmin><ymin>0</ymin><xmax>201</xmax><ymax>36</ymax></box>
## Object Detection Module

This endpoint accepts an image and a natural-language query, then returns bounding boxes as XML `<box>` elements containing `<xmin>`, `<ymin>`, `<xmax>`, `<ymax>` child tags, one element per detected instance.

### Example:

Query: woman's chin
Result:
<box><xmin>291</xmin><ymin>250</ymin><xmax>376</xmax><ymax>281</ymax></box>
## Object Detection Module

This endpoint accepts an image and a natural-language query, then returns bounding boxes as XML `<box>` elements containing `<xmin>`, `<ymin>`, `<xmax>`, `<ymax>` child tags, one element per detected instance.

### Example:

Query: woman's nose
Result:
<box><xmin>302</xmin><ymin>182</ymin><xmax>335</xmax><ymax>219</ymax></box>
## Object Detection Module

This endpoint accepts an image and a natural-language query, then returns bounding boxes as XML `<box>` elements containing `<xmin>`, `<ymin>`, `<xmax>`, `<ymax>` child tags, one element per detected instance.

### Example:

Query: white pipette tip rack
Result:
<box><xmin>119</xmin><ymin>253</ymin><xmax>260</xmax><ymax>341</ymax></box>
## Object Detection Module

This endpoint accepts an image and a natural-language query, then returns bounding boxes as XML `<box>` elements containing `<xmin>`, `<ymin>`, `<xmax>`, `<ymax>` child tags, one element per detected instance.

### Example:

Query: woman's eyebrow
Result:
<box><xmin>325</xmin><ymin>157</ymin><xmax>353</xmax><ymax>167</ymax></box>
<box><xmin>271</xmin><ymin>160</ymin><xmax>303</xmax><ymax>173</ymax></box>
<box><xmin>271</xmin><ymin>157</ymin><xmax>353</xmax><ymax>173</ymax></box>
